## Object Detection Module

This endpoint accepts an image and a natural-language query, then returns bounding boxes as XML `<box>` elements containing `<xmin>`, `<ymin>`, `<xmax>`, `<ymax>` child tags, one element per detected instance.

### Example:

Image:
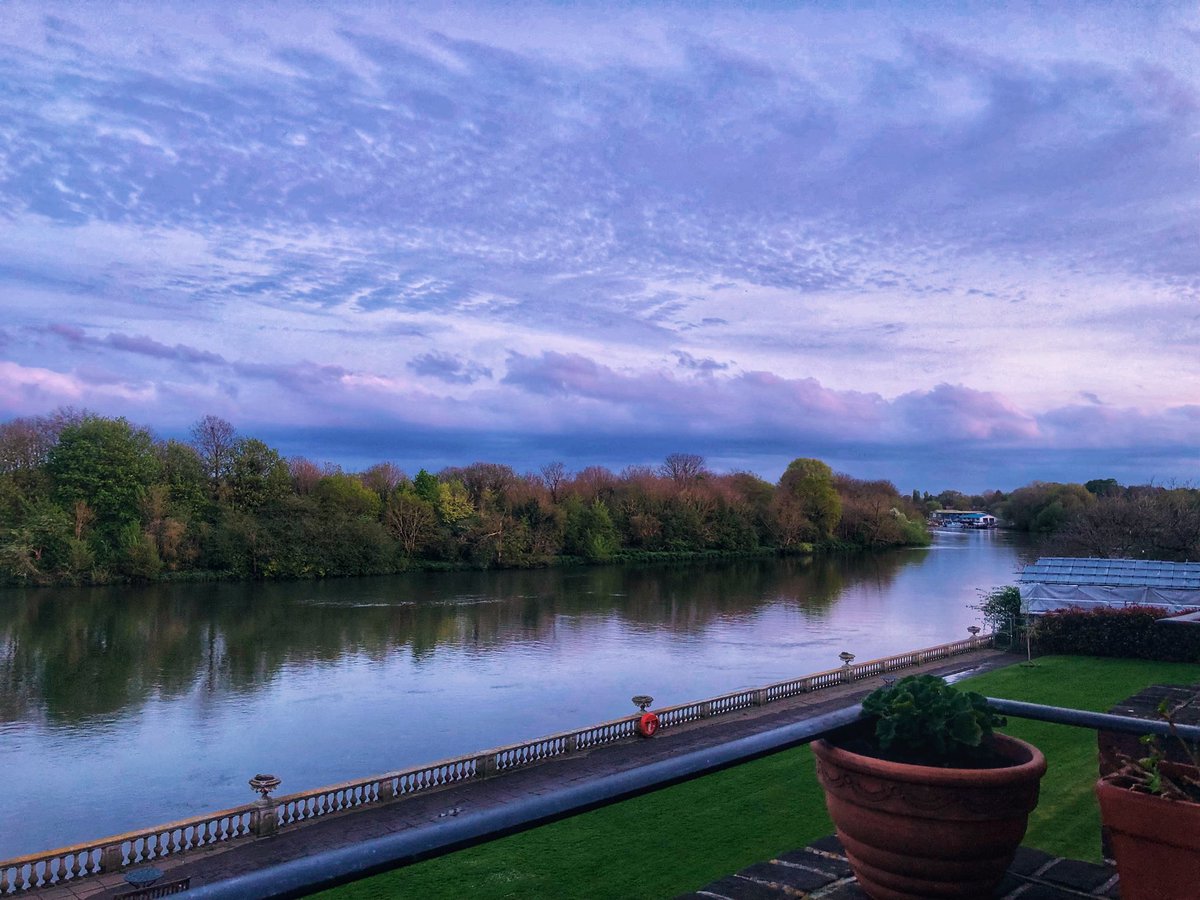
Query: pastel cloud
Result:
<box><xmin>0</xmin><ymin>3</ymin><xmax>1196</xmax><ymax>489</ymax></box>
<box><xmin>407</xmin><ymin>351</ymin><xmax>493</xmax><ymax>385</ymax></box>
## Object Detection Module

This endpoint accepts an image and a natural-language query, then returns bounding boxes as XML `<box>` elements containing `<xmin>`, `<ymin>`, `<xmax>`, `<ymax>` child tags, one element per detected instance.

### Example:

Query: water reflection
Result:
<box><xmin>0</xmin><ymin>531</ymin><xmax>1025</xmax><ymax>856</ymax></box>
<box><xmin>0</xmin><ymin>553</ymin><xmax>910</xmax><ymax>725</ymax></box>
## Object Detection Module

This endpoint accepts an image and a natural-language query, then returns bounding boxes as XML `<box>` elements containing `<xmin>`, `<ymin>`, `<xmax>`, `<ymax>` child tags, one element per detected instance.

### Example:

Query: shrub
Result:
<box><xmin>1033</xmin><ymin>606</ymin><xmax>1200</xmax><ymax>663</ymax></box>
<box><xmin>861</xmin><ymin>674</ymin><xmax>1003</xmax><ymax>766</ymax></box>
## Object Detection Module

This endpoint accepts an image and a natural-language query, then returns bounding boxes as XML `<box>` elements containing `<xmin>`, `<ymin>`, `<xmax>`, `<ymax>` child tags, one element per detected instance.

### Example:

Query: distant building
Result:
<box><xmin>929</xmin><ymin>509</ymin><xmax>997</xmax><ymax>529</ymax></box>
<box><xmin>1018</xmin><ymin>557</ymin><xmax>1200</xmax><ymax>616</ymax></box>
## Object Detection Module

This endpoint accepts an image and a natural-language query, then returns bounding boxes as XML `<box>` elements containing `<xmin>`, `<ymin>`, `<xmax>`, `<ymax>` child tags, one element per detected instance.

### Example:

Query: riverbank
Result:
<box><xmin>3</xmin><ymin>544</ymin><xmax>841</xmax><ymax>590</ymax></box>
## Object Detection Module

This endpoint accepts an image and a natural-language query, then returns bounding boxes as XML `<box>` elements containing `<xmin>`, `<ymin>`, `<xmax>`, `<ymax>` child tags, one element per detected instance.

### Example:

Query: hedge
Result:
<box><xmin>1032</xmin><ymin>605</ymin><xmax>1200</xmax><ymax>663</ymax></box>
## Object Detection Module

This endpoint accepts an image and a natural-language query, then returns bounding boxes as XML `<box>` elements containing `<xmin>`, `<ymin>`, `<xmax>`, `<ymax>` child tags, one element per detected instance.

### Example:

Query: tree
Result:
<box><xmin>775</xmin><ymin>457</ymin><xmax>842</xmax><ymax>542</ymax></box>
<box><xmin>435</xmin><ymin>480</ymin><xmax>474</xmax><ymax>526</ymax></box>
<box><xmin>119</xmin><ymin>521</ymin><xmax>163</xmax><ymax>581</ymax></box>
<box><xmin>571</xmin><ymin>466</ymin><xmax>617</xmax><ymax>502</ymax></box>
<box><xmin>660</xmin><ymin>453</ymin><xmax>706</xmax><ymax>486</ymax></box>
<box><xmin>413</xmin><ymin>469</ymin><xmax>440</xmax><ymax>505</ymax></box>
<box><xmin>1050</xmin><ymin>489</ymin><xmax>1200</xmax><ymax>561</ymax></box>
<box><xmin>442</xmin><ymin>463</ymin><xmax>518</xmax><ymax>508</ymax></box>
<box><xmin>312</xmin><ymin>474</ymin><xmax>383</xmax><ymax>520</ymax></box>
<box><xmin>289</xmin><ymin>457</ymin><xmax>334</xmax><ymax>495</ymax></box>
<box><xmin>46</xmin><ymin>416</ymin><xmax>161</xmax><ymax>546</ymax></box>
<box><xmin>541</xmin><ymin>462</ymin><xmax>568</xmax><ymax>502</ymax></box>
<box><xmin>0</xmin><ymin>499</ymin><xmax>72</xmax><ymax>583</ymax></box>
<box><xmin>0</xmin><ymin>416</ymin><xmax>58</xmax><ymax>474</ymax></box>
<box><xmin>971</xmin><ymin>586</ymin><xmax>1022</xmax><ymax>645</ymax></box>
<box><xmin>361</xmin><ymin>462</ymin><xmax>406</xmax><ymax>499</ymax></box>
<box><xmin>833</xmin><ymin>475</ymin><xmax>927</xmax><ymax>548</ymax></box>
<box><xmin>227</xmin><ymin>438</ymin><xmax>290</xmax><ymax>512</ymax></box>
<box><xmin>563</xmin><ymin>497</ymin><xmax>618</xmax><ymax>561</ymax></box>
<box><xmin>384</xmin><ymin>492</ymin><xmax>438</xmax><ymax>555</ymax></box>
<box><xmin>1085</xmin><ymin>478</ymin><xmax>1122</xmax><ymax>497</ymax></box>
<box><xmin>190</xmin><ymin>415</ymin><xmax>237</xmax><ymax>492</ymax></box>
<box><xmin>1002</xmin><ymin>482</ymin><xmax>1093</xmax><ymax>532</ymax></box>
<box><xmin>157</xmin><ymin>439</ymin><xmax>207</xmax><ymax>518</ymax></box>
<box><xmin>139</xmin><ymin>483</ymin><xmax>190</xmax><ymax>568</ymax></box>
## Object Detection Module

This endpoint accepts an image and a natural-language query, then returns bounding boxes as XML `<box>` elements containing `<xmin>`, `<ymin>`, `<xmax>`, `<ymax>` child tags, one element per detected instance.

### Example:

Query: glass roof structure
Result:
<box><xmin>1019</xmin><ymin>557</ymin><xmax>1200</xmax><ymax>590</ymax></box>
<box><xmin>1019</xmin><ymin>557</ymin><xmax>1200</xmax><ymax>616</ymax></box>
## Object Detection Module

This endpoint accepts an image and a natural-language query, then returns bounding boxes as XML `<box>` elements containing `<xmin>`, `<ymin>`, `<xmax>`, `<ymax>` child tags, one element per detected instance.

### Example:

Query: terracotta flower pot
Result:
<box><xmin>813</xmin><ymin>734</ymin><xmax>1046</xmax><ymax>900</ymax></box>
<box><xmin>1096</xmin><ymin>767</ymin><xmax>1200</xmax><ymax>900</ymax></box>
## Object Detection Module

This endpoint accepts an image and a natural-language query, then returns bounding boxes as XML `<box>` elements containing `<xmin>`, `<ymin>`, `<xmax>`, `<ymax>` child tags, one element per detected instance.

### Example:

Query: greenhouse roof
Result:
<box><xmin>1019</xmin><ymin>557</ymin><xmax>1200</xmax><ymax>590</ymax></box>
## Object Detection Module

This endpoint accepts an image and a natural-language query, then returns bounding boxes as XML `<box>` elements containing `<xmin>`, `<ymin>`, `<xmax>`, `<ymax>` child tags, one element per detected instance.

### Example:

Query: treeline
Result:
<box><xmin>0</xmin><ymin>411</ymin><xmax>930</xmax><ymax>586</ymax></box>
<box><xmin>916</xmin><ymin>479</ymin><xmax>1200</xmax><ymax>561</ymax></box>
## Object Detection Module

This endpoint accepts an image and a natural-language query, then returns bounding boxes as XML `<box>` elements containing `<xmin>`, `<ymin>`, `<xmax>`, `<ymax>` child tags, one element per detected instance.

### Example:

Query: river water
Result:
<box><xmin>0</xmin><ymin>529</ymin><xmax>1029</xmax><ymax>858</ymax></box>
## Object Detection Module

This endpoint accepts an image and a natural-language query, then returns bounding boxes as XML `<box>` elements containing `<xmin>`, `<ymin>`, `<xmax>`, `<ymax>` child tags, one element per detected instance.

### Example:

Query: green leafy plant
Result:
<box><xmin>1114</xmin><ymin>693</ymin><xmax>1200</xmax><ymax>802</ymax></box>
<box><xmin>971</xmin><ymin>585</ymin><xmax>1022</xmax><ymax>646</ymax></box>
<box><xmin>861</xmin><ymin>674</ymin><xmax>1004</xmax><ymax>766</ymax></box>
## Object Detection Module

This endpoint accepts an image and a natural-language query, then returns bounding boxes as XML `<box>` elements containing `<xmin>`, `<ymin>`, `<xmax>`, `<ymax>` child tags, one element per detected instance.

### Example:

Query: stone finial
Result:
<box><xmin>248</xmin><ymin>773</ymin><xmax>281</xmax><ymax>799</ymax></box>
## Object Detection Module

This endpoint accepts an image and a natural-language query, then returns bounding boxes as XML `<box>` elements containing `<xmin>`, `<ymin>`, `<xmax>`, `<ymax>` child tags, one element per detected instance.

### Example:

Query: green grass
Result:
<box><xmin>321</xmin><ymin>656</ymin><xmax>1198</xmax><ymax>899</ymax></box>
<box><xmin>961</xmin><ymin>656</ymin><xmax>1199</xmax><ymax>863</ymax></box>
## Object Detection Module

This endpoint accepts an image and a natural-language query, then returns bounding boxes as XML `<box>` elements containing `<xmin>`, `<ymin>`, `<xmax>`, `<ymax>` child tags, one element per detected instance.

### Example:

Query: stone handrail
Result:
<box><xmin>0</xmin><ymin>634</ymin><xmax>990</xmax><ymax>894</ymax></box>
<box><xmin>0</xmin><ymin>807</ymin><xmax>253</xmax><ymax>895</ymax></box>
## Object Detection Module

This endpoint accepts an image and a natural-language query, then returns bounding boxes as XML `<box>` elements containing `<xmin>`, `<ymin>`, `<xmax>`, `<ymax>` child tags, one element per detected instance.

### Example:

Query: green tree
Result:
<box><xmin>435</xmin><ymin>480</ymin><xmax>474</xmax><ymax>526</ymax></box>
<box><xmin>0</xmin><ymin>498</ymin><xmax>72</xmax><ymax>583</ymax></box>
<box><xmin>227</xmin><ymin>439</ymin><xmax>290</xmax><ymax>512</ymax></box>
<box><xmin>45</xmin><ymin>416</ymin><xmax>161</xmax><ymax>548</ymax></box>
<box><xmin>157</xmin><ymin>439</ymin><xmax>207</xmax><ymax>519</ymax></box>
<box><xmin>1002</xmin><ymin>482</ymin><xmax>1093</xmax><ymax>533</ymax></box>
<box><xmin>413</xmin><ymin>469</ymin><xmax>440</xmax><ymax>504</ymax></box>
<box><xmin>775</xmin><ymin>457</ymin><xmax>842</xmax><ymax>543</ymax></box>
<box><xmin>119</xmin><ymin>521</ymin><xmax>163</xmax><ymax>581</ymax></box>
<box><xmin>564</xmin><ymin>498</ymin><xmax>618</xmax><ymax>561</ymax></box>
<box><xmin>971</xmin><ymin>586</ymin><xmax>1023</xmax><ymax>646</ymax></box>
<box><xmin>312</xmin><ymin>474</ymin><xmax>383</xmax><ymax>520</ymax></box>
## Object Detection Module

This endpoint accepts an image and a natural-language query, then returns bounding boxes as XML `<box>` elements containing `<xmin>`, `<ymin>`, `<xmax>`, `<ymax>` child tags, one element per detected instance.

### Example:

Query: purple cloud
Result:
<box><xmin>104</xmin><ymin>334</ymin><xmax>226</xmax><ymax>365</ymax></box>
<box><xmin>408</xmin><ymin>351</ymin><xmax>492</xmax><ymax>385</ymax></box>
<box><xmin>891</xmin><ymin>384</ymin><xmax>1041</xmax><ymax>443</ymax></box>
<box><xmin>48</xmin><ymin>324</ymin><xmax>86</xmax><ymax>344</ymax></box>
<box><xmin>2</xmin><ymin>6</ymin><xmax>1198</xmax><ymax>490</ymax></box>
<box><xmin>672</xmin><ymin>350</ymin><xmax>729</xmax><ymax>373</ymax></box>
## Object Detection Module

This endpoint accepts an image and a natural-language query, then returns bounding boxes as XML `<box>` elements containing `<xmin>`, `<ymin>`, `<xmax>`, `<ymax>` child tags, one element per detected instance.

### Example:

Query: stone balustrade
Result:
<box><xmin>0</xmin><ymin>634</ymin><xmax>990</xmax><ymax>895</ymax></box>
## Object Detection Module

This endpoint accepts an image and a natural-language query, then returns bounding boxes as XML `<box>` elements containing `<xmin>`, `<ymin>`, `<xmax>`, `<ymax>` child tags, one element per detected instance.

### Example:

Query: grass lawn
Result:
<box><xmin>320</xmin><ymin>656</ymin><xmax>1198</xmax><ymax>899</ymax></box>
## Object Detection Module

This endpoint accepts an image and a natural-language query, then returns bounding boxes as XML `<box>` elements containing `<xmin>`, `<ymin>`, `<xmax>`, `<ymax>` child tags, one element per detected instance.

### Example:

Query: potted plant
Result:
<box><xmin>812</xmin><ymin>674</ymin><xmax>1046</xmax><ymax>900</ymax></box>
<box><xmin>1096</xmin><ymin>693</ymin><xmax>1200</xmax><ymax>900</ymax></box>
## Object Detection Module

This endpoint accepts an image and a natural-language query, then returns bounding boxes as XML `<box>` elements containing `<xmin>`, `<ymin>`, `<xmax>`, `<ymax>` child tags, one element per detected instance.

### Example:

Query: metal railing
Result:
<box><xmin>182</xmin><ymin>699</ymin><xmax>1200</xmax><ymax>900</ymax></box>
<box><xmin>0</xmin><ymin>635</ymin><xmax>989</xmax><ymax>895</ymax></box>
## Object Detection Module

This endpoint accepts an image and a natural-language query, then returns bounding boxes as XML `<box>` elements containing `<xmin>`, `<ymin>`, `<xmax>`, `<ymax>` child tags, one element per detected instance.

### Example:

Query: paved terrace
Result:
<box><xmin>32</xmin><ymin>649</ymin><xmax>1014</xmax><ymax>899</ymax></box>
<box><xmin>679</xmin><ymin>835</ymin><xmax>1118</xmax><ymax>899</ymax></box>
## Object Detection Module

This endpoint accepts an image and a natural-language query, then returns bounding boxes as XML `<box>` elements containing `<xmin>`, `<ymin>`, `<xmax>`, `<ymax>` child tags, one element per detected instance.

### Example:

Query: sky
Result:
<box><xmin>1</xmin><ymin>2</ymin><xmax>1197</xmax><ymax>492</ymax></box>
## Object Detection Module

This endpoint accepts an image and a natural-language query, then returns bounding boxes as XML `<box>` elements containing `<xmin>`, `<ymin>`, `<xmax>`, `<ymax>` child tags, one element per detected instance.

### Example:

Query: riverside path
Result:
<box><xmin>31</xmin><ymin>649</ymin><xmax>1015</xmax><ymax>899</ymax></box>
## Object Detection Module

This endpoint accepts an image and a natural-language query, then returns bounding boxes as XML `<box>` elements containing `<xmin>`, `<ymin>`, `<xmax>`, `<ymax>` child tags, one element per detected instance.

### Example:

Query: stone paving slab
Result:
<box><xmin>683</xmin><ymin>836</ymin><xmax>1121</xmax><ymax>899</ymax></box>
<box><xmin>25</xmin><ymin>650</ymin><xmax>1013</xmax><ymax>899</ymax></box>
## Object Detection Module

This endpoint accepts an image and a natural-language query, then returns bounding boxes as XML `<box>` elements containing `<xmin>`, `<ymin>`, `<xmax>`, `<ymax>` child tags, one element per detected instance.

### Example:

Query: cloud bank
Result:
<box><xmin>1</xmin><ymin>2</ymin><xmax>1197</xmax><ymax>489</ymax></box>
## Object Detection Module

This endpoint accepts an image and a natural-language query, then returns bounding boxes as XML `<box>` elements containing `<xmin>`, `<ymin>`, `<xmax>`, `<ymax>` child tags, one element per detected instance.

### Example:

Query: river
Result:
<box><xmin>0</xmin><ymin>528</ymin><xmax>1029</xmax><ymax>858</ymax></box>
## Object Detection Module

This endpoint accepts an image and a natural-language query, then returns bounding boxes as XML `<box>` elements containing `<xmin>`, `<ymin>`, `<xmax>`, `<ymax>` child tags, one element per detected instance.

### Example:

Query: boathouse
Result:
<box><xmin>930</xmin><ymin>509</ymin><xmax>997</xmax><ymax>528</ymax></box>
<box><xmin>1018</xmin><ymin>557</ymin><xmax>1200</xmax><ymax>616</ymax></box>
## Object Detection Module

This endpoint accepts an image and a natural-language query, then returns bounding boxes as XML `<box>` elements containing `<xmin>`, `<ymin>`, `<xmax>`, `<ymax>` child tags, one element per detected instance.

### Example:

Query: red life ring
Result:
<box><xmin>637</xmin><ymin>712</ymin><xmax>660</xmax><ymax>738</ymax></box>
